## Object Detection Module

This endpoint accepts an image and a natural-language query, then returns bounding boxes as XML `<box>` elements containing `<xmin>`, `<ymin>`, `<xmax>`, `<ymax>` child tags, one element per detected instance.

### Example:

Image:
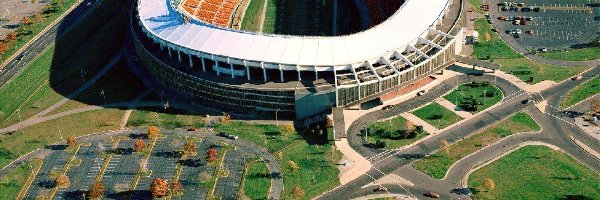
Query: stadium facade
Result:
<box><xmin>132</xmin><ymin>0</ymin><xmax>465</xmax><ymax>119</ymax></box>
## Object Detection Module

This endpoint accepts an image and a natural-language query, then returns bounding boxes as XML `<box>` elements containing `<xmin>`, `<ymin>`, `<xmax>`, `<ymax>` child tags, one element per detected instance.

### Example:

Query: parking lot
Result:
<box><xmin>487</xmin><ymin>0</ymin><xmax>600</xmax><ymax>51</ymax></box>
<box><xmin>20</xmin><ymin>129</ymin><xmax>268</xmax><ymax>199</ymax></box>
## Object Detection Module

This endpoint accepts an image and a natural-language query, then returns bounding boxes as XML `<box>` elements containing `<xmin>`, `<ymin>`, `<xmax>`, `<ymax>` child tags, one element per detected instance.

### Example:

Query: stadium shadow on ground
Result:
<box><xmin>48</xmin><ymin>0</ymin><xmax>223</xmax><ymax>118</ymax></box>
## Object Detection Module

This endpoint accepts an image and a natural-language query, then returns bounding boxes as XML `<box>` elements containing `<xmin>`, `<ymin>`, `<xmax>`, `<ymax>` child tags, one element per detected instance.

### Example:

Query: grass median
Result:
<box><xmin>468</xmin><ymin>145</ymin><xmax>600</xmax><ymax>199</ymax></box>
<box><xmin>561</xmin><ymin>75</ymin><xmax>600</xmax><ymax>108</ymax></box>
<box><xmin>241</xmin><ymin>160</ymin><xmax>270</xmax><ymax>200</ymax></box>
<box><xmin>495</xmin><ymin>58</ymin><xmax>588</xmax><ymax>84</ymax></box>
<box><xmin>413</xmin><ymin>112</ymin><xmax>540</xmax><ymax>179</ymax></box>
<box><xmin>473</xmin><ymin>18</ymin><xmax>522</xmax><ymax>60</ymax></box>
<box><xmin>366</xmin><ymin>116</ymin><xmax>428</xmax><ymax>149</ymax></box>
<box><xmin>444</xmin><ymin>82</ymin><xmax>503</xmax><ymax>114</ymax></box>
<box><xmin>539</xmin><ymin>46</ymin><xmax>600</xmax><ymax>61</ymax></box>
<box><xmin>412</xmin><ymin>103</ymin><xmax>463</xmax><ymax>130</ymax></box>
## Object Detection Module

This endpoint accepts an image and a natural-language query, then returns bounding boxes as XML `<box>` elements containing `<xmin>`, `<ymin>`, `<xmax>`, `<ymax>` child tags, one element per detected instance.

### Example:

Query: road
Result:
<box><xmin>317</xmin><ymin>66</ymin><xmax>600</xmax><ymax>199</ymax></box>
<box><xmin>0</xmin><ymin>0</ymin><xmax>101</xmax><ymax>88</ymax></box>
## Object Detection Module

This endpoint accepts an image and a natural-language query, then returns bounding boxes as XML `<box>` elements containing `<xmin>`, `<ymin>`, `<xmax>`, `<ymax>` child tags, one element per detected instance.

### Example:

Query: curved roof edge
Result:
<box><xmin>138</xmin><ymin>0</ymin><xmax>451</xmax><ymax>66</ymax></box>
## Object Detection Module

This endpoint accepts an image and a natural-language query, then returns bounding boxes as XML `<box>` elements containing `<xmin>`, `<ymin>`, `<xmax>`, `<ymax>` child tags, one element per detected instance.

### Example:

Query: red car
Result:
<box><xmin>424</xmin><ymin>192</ymin><xmax>440</xmax><ymax>198</ymax></box>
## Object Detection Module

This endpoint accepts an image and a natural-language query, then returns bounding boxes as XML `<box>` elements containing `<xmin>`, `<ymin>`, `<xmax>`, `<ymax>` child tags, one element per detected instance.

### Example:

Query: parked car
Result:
<box><xmin>417</xmin><ymin>90</ymin><xmax>428</xmax><ymax>96</ymax></box>
<box><xmin>571</xmin><ymin>76</ymin><xmax>582</xmax><ymax>81</ymax></box>
<box><xmin>373</xmin><ymin>186</ymin><xmax>388</xmax><ymax>192</ymax></box>
<box><xmin>424</xmin><ymin>192</ymin><xmax>440</xmax><ymax>198</ymax></box>
<box><xmin>16</xmin><ymin>54</ymin><xmax>24</xmax><ymax>61</ymax></box>
<box><xmin>227</xmin><ymin>135</ymin><xmax>238</xmax><ymax>140</ymax></box>
<box><xmin>382</xmin><ymin>105</ymin><xmax>395</xmax><ymax>110</ymax></box>
<box><xmin>218</xmin><ymin>132</ymin><xmax>229</xmax><ymax>137</ymax></box>
<box><xmin>538</xmin><ymin>47</ymin><xmax>548</xmax><ymax>52</ymax></box>
<box><xmin>187</xmin><ymin>128</ymin><xmax>197</xmax><ymax>131</ymax></box>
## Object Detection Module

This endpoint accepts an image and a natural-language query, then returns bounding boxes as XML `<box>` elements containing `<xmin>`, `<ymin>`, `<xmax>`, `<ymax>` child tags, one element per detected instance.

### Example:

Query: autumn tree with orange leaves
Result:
<box><xmin>150</xmin><ymin>178</ymin><xmax>169</xmax><ymax>198</ymax></box>
<box><xmin>134</xmin><ymin>139</ymin><xmax>146</xmax><ymax>152</ymax></box>
<box><xmin>183</xmin><ymin>140</ymin><xmax>197</xmax><ymax>156</ymax></box>
<box><xmin>67</xmin><ymin>136</ymin><xmax>76</xmax><ymax>148</ymax></box>
<box><xmin>88</xmin><ymin>181</ymin><xmax>105</xmax><ymax>199</ymax></box>
<box><xmin>171</xmin><ymin>180</ymin><xmax>183</xmax><ymax>196</ymax></box>
<box><xmin>206</xmin><ymin>148</ymin><xmax>217</xmax><ymax>163</ymax></box>
<box><xmin>148</xmin><ymin>126</ymin><xmax>159</xmax><ymax>140</ymax></box>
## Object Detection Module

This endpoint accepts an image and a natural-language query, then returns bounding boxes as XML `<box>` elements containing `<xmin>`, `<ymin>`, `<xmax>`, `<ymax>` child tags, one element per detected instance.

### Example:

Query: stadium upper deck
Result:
<box><xmin>137</xmin><ymin>0</ymin><xmax>450</xmax><ymax>68</ymax></box>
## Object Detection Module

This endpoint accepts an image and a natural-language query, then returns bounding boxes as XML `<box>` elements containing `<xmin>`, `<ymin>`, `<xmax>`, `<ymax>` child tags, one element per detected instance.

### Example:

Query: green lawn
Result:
<box><xmin>0</xmin><ymin>0</ymin><xmax>77</xmax><ymax>63</ymax></box>
<box><xmin>262</xmin><ymin>0</ymin><xmax>277</xmax><ymax>33</ymax></box>
<box><xmin>412</xmin><ymin>103</ymin><xmax>463</xmax><ymax>130</ymax></box>
<box><xmin>473</xmin><ymin>18</ymin><xmax>523</xmax><ymax>60</ymax></box>
<box><xmin>127</xmin><ymin>107</ymin><xmax>206</xmax><ymax>129</ymax></box>
<box><xmin>214</xmin><ymin>121</ymin><xmax>341</xmax><ymax>200</ymax></box>
<box><xmin>0</xmin><ymin>108</ymin><xmax>124</xmax><ymax>169</ymax></box>
<box><xmin>469</xmin><ymin>0</ymin><xmax>483</xmax><ymax>13</ymax></box>
<box><xmin>413</xmin><ymin>112</ymin><xmax>540</xmax><ymax>179</ymax></box>
<box><xmin>366</xmin><ymin>116</ymin><xmax>428</xmax><ymax>149</ymax></box>
<box><xmin>562</xmin><ymin>75</ymin><xmax>600</xmax><ymax>108</ymax></box>
<box><xmin>240</xmin><ymin>0</ymin><xmax>266</xmax><ymax>32</ymax></box>
<box><xmin>242</xmin><ymin>160</ymin><xmax>270</xmax><ymax>200</ymax></box>
<box><xmin>495</xmin><ymin>58</ymin><xmax>589</xmax><ymax>83</ymax></box>
<box><xmin>468</xmin><ymin>145</ymin><xmax>600</xmax><ymax>200</ymax></box>
<box><xmin>0</xmin><ymin>0</ymin><xmax>129</xmax><ymax>127</ymax></box>
<box><xmin>444</xmin><ymin>82</ymin><xmax>503</xmax><ymax>113</ymax></box>
<box><xmin>539</xmin><ymin>46</ymin><xmax>600</xmax><ymax>61</ymax></box>
<box><xmin>0</xmin><ymin>160</ymin><xmax>32</xmax><ymax>199</ymax></box>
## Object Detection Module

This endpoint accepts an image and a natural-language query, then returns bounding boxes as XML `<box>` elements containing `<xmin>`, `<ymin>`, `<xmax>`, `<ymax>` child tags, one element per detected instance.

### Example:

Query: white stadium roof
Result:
<box><xmin>138</xmin><ymin>0</ymin><xmax>450</xmax><ymax>67</ymax></box>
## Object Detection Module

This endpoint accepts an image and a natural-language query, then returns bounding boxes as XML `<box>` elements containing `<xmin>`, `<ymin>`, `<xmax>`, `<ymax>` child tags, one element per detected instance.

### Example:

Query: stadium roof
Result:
<box><xmin>138</xmin><ymin>0</ymin><xmax>450</xmax><ymax>67</ymax></box>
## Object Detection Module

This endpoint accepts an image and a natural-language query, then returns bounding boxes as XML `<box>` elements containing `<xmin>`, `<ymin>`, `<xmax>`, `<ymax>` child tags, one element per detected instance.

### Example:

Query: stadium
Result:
<box><xmin>131</xmin><ymin>0</ymin><xmax>465</xmax><ymax>119</ymax></box>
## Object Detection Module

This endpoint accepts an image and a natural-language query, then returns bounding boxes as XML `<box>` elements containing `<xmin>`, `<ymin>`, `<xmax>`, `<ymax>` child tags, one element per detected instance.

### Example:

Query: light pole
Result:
<box><xmin>275</xmin><ymin>109</ymin><xmax>280</xmax><ymax>126</ymax></box>
<box><xmin>100</xmin><ymin>89</ymin><xmax>106</xmax><ymax>105</ymax></box>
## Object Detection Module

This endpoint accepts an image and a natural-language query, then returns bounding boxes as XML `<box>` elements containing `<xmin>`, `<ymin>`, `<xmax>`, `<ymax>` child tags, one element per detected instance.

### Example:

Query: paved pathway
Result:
<box><xmin>400</xmin><ymin>113</ymin><xmax>439</xmax><ymax>134</ymax></box>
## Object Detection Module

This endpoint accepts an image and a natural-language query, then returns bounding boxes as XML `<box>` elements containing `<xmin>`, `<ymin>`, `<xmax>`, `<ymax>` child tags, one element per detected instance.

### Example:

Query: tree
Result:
<box><xmin>484</xmin><ymin>178</ymin><xmax>496</xmax><ymax>191</ymax></box>
<box><xmin>590</xmin><ymin>98</ymin><xmax>600</xmax><ymax>114</ymax></box>
<box><xmin>88</xmin><ymin>181</ymin><xmax>105</xmax><ymax>199</ymax></box>
<box><xmin>5</xmin><ymin>32</ymin><xmax>16</xmax><ymax>41</ymax></box>
<box><xmin>148</xmin><ymin>126</ymin><xmax>160</xmax><ymax>140</ymax></box>
<box><xmin>21</xmin><ymin>16</ymin><xmax>31</xmax><ymax>25</ymax></box>
<box><xmin>55</xmin><ymin>174</ymin><xmax>69</xmax><ymax>188</ymax></box>
<box><xmin>171</xmin><ymin>180</ymin><xmax>183</xmax><ymax>196</ymax></box>
<box><xmin>287</xmin><ymin>160</ymin><xmax>299</xmax><ymax>172</ymax></box>
<box><xmin>405</xmin><ymin>121</ymin><xmax>416</xmax><ymax>133</ymax></box>
<box><xmin>283</xmin><ymin>123</ymin><xmax>294</xmax><ymax>134</ymax></box>
<box><xmin>150</xmin><ymin>178</ymin><xmax>169</xmax><ymax>198</ymax></box>
<box><xmin>484</xmin><ymin>32</ymin><xmax>491</xmax><ymax>41</ymax></box>
<box><xmin>206</xmin><ymin>148</ymin><xmax>217</xmax><ymax>163</ymax></box>
<box><xmin>66</xmin><ymin>136</ymin><xmax>76</xmax><ymax>148</ymax></box>
<box><xmin>292</xmin><ymin>186</ymin><xmax>304</xmax><ymax>200</ymax></box>
<box><xmin>134</xmin><ymin>139</ymin><xmax>146</xmax><ymax>152</ymax></box>
<box><xmin>219</xmin><ymin>113</ymin><xmax>231</xmax><ymax>124</ymax></box>
<box><xmin>415</xmin><ymin>125</ymin><xmax>425</xmax><ymax>135</ymax></box>
<box><xmin>439</xmin><ymin>140</ymin><xmax>450</xmax><ymax>155</ymax></box>
<box><xmin>183</xmin><ymin>140</ymin><xmax>197</xmax><ymax>156</ymax></box>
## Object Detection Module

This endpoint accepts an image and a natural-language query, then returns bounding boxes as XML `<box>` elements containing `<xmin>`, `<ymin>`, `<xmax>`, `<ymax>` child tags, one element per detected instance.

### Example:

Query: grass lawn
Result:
<box><xmin>562</xmin><ymin>75</ymin><xmax>600</xmax><ymax>108</ymax></box>
<box><xmin>539</xmin><ymin>46</ymin><xmax>600</xmax><ymax>61</ymax></box>
<box><xmin>468</xmin><ymin>145</ymin><xmax>600</xmax><ymax>199</ymax></box>
<box><xmin>0</xmin><ymin>160</ymin><xmax>33</xmax><ymax>199</ymax></box>
<box><xmin>495</xmin><ymin>58</ymin><xmax>589</xmax><ymax>83</ymax></box>
<box><xmin>0</xmin><ymin>108</ymin><xmax>124</xmax><ymax>169</ymax></box>
<box><xmin>127</xmin><ymin>107</ymin><xmax>207</xmax><ymax>129</ymax></box>
<box><xmin>242</xmin><ymin>160</ymin><xmax>270</xmax><ymax>200</ymax></box>
<box><xmin>366</xmin><ymin>116</ymin><xmax>428</xmax><ymax>149</ymax></box>
<box><xmin>412</xmin><ymin>103</ymin><xmax>463</xmax><ymax>130</ymax></box>
<box><xmin>444</xmin><ymin>82</ymin><xmax>503</xmax><ymax>113</ymax></box>
<box><xmin>413</xmin><ymin>112</ymin><xmax>540</xmax><ymax>179</ymax></box>
<box><xmin>0</xmin><ymin>0</ymin><xmax>129</xmax><ymax>127</ymax></box>
<box><xmin>262</xmin><ymin>0</ymin><xmax>276</xmax><ymax>33</ymax></box>
<box><xmin>0</xmin><ymin>0</ymin><xmax>77</xmax><ymax>63</ymax></box>
<box><xmin>473</xmin><ymin>18</ymin><xmax>522</xmax><ymax>60</ymax></box>
<box><xmin>469</xmin><ymin>0</ymin><xmax>483</xmax><ymax>13</ymax></box>
<box><xmin>214</xmin><ymin>121</ymin><xmax>341</xmax><ymax>200</ymax></box>
<box><xmin>240</xmin><ymin>0</ymin><xmax>266</xmax><ymax>32</ymax></box>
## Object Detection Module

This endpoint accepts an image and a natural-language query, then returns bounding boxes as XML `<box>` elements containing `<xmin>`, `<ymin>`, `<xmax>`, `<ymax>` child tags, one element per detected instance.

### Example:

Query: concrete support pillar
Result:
<box><xmin>177</xmin><ymin>51</ymin><xmax>182</xmax><ymax>63</ymax></box>
<box><xmin>215</xmin><ymin>61</ymin><xmax>220</xmax><ymax>76</ymax></box>
<box><xmin>201</xmin><ymin>57</ymin><xmax>206</xmax><ymax>72</ymax></box>
<box><xmin>315</xmin><ymin>67</ymin><xmax>319</xmax><ymax>79</ymax></box>
<box><xmin>245</xmin><ymin>63</ymin><xmax>250</xmax><ymax>81</ymax></box>
<box><xmin>261</xmin><ymin>63</ymin><xmax>267</xmax><ymax>82</ymax></box>
<box><xmin>297</xmin><ymin>70</ymin><xmax>301</xmax><ymax>81</ymax></box>
<box><xmin>230</xmin><ymin>63</ymin><xmax>235</xmax><ymax>79</ymax></box>
<box><xmin>168</xmin><ymin>47</ymin><xmax>172</xmax><ymax>57</ymax></box>
<box><xmin>279</xmin><ymin>65</ymin><xmax>284</xmax><ymax>82</ymax></box>
<box><xmin>189</xmin><ymin>55</ymin><xmax>193</xmax><ymax>68</ymax></box>
<box><xmin>160</xmin><ymin>44</ymin><xmax>163</xmax><ymax>51</ymax></box>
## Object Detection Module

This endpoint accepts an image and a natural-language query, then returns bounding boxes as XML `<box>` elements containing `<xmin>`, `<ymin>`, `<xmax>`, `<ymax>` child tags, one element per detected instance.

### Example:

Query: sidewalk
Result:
<box><xmin>400</xmin><ymin>113</ymin><xmax>439</xmax><ymax>134</ymax></box>
<box><xmin>435</xmin><ymin>98</ymin><xmax>473</xmax><ymax>118</ymax></box>
<box><xmin>335</xmin><ymin>138</ymin><xmax>372</xmax><ymax>185</ymax></box>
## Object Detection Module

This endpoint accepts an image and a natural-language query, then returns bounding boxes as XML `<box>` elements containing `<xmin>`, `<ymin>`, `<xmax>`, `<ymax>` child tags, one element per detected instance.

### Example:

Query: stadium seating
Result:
<box><xmin>182</xmin><ymin>0</ymin><xmax>241</xmax><ymax>27</ymax></box>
